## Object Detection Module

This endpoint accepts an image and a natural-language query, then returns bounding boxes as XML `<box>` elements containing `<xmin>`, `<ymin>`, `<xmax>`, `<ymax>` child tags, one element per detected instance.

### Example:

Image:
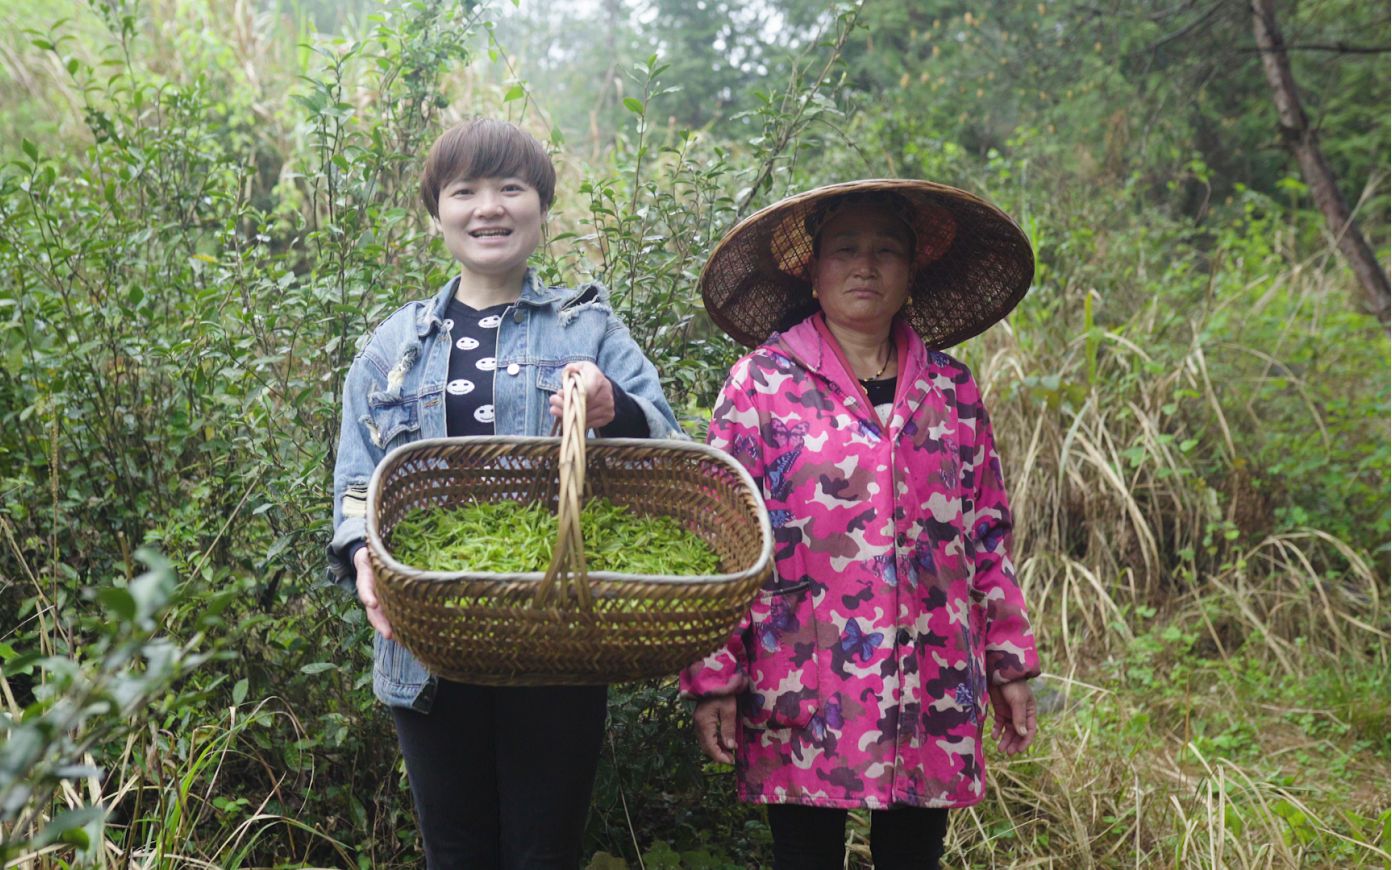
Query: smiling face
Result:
<box><xmin>809</xmin><ymin>203</ymin><xmax>913</xmax><ymax>335</ymax></box>
<box><xmin>435</xmin><ymin>176</ymin><xmax>546</xmax><ymax>284</ymax></box>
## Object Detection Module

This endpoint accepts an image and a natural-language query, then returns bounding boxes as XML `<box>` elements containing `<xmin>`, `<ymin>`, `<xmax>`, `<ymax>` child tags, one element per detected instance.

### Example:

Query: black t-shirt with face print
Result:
<box><xmin>443</xmin><ymin>298</ymin><xmax>508</xmax><ymax>436</ymax></box>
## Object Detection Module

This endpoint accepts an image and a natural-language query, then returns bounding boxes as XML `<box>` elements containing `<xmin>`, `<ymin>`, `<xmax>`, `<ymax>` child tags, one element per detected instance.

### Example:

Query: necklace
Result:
<box><xmin>859</xmin><ymin>339</ymin><xmax>893</xmax><ymax>383</ymax></box>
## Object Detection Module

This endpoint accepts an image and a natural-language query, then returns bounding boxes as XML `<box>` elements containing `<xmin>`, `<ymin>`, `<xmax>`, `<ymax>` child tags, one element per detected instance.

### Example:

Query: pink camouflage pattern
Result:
<box><xmin>681</xmin><ymin>313</ymin><xmax>1039</xmax><ymax>809</ymax></box>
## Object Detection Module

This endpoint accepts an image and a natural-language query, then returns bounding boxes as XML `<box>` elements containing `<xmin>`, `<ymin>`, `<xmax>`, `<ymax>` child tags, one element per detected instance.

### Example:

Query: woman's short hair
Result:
<box><xmin>419</xmin><ymin>118</ymin><xmax>556</xmax><ymax>218</ymax></box>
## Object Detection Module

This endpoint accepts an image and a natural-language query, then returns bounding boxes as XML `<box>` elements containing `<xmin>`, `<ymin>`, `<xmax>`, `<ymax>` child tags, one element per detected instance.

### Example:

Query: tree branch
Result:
<box><xmin>1250</xmin><ymin>0</ymin><xmax>1390</xmax><ymax>321</ymax></box>
<box><xmin>1240</xmin><ymin>42</ymin><xmax>1389</xmax><ymax>54</ymax></box>
<box><xmin>1150</xmin><ymin>0</ymin><xmax>1227</xmax><ymax>51</ymax></box>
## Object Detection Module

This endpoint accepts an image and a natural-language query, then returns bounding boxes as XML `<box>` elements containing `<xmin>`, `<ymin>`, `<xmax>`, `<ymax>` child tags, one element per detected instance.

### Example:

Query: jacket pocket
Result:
<box><xmin>741</xmin><ymin>581</ymin><xmax>819</xmax><ymax>729</ymax></box>
<box><xmin>535</xmin><ymin>358</ymin><xmax>596</xmax><ymax>394</ymax></box>
<box><xmin>365</xmin><ymin>391</ymin><xmax>421</xmax><ymax>450</ymax></box>
<box><xmin>536</xmin><ymin>365</ymin><xmax>563</xmax><ymax>394</ymax></box>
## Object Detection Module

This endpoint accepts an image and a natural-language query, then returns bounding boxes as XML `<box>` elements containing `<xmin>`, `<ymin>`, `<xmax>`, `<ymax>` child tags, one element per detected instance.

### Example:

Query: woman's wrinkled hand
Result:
<box><xmin>693</xmin><ymin>696</ymin><xmax>738</xmax><ymax>764</ymax></box>
<box><xmin>355</xmin><ymin>546</ymin><xmax>393</xmax><ymax>640</ymax></box>
<box><xmin>548</xmin><ymin>361</ymin><xmax>615</xmax><ymax>430</ymax></box>
<box><xmin>987</xmin><ymin>679</ymin><xmax>1037</xmax><ymax>755</ymax></box>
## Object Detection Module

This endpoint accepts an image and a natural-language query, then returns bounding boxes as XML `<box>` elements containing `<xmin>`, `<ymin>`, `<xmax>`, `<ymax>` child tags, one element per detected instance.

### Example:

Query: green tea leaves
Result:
<box><xmin>390</xmin><ymin>498</ymin><xmax>719</xmax><ymax>576</ymax></box>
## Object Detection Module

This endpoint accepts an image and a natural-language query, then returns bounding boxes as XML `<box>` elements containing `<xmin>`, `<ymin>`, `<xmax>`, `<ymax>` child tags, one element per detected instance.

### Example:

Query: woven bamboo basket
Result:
<box><xmin>365</xmin><ymin>371</ymin><xmax>773</xmax><ymax>685</ymax></box>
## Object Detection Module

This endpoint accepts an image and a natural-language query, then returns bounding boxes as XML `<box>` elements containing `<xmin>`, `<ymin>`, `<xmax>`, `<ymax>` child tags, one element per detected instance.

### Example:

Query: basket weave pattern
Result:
<box><xmin>365</xmin><ymin>376</ymin><xmax>772</xmax><ymax>686</ymax></box>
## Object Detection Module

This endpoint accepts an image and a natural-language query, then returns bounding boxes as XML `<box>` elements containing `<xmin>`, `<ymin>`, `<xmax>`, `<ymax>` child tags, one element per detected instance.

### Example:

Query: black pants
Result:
<box><xmin>766</xmin><ymin>804</ymin><xmax>949</xmax><ymax>870</ymax></box>
<box><xmin>390</xmin><ymin>680</ymin><xmax>608</xmax><ymax>869</ymax></box>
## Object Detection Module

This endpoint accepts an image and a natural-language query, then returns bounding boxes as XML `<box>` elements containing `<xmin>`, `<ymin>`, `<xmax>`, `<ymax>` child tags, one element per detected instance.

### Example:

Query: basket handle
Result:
<box><xmin>535</xmin><ymin>368</ymin><xmax>594</xmax><ymax>612</ymax></box>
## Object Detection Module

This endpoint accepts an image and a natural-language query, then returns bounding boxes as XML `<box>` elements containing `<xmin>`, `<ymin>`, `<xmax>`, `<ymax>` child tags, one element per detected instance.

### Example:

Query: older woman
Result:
<box><xmin>328</xmin><ymin>118</ymin><xmax>680</xmax><ymax>868</ymax></box>
<box><xmin>682</xmin><ymin>180</ymin><xmax>1040</xmax><ymax>869</ymax></box>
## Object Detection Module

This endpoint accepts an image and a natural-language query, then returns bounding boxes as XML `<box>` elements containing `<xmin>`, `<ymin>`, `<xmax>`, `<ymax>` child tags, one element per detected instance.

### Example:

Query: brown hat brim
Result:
<box><xmin>700</xmin><ymin>179</ymin><xmax>1035</xmax><ymax>349</ymax></box>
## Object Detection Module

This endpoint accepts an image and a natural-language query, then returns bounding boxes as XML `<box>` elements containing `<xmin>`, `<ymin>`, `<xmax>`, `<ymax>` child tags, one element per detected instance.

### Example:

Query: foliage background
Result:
<box><xmin>0</xmin><ymin>0</ymin><xmax>1387</xmax><ymax>866</ymax></box>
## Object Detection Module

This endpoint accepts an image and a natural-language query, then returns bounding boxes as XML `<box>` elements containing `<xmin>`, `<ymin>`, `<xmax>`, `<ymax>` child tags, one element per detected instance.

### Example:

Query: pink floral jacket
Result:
<box><xmin>681</xmin><ymin>313</ymin><xmax>1039</xmax><ymax>809</ymax></box>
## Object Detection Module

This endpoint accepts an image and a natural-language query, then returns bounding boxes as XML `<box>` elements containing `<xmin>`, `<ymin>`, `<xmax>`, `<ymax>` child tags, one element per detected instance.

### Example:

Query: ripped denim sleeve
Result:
<box><xmin>327</xmin><ymin>350</ymin><xmax>389</xmax><ymax>590</ymax></box>
<box><xmin>593</xmin><ymin>310</ymin><xmax>683</xmax><ymax>440</ymax></box>
<box><xmin>359</xmin><ymin>343</ymin><xmax>419</xmax><ymax>448</ymax></box>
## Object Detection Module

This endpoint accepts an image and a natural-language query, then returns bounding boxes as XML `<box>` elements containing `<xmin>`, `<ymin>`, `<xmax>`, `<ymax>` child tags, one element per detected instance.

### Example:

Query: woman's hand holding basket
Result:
<box><xmin>547</xmin><ymin>361</ymin><xmax>615</xmax><ymax>430</ymax></box>
<box><xmin>355</xmin><ymin>546</ymin><xmax>394</xmax><ymax>640</ymax></box>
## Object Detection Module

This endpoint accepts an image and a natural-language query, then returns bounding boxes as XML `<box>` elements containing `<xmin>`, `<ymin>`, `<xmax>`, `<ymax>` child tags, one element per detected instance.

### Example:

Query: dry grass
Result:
<box><xmin>913</xmin><ymin>263</ymin><xmax>1392</xmax><ymax>869</ymax></box>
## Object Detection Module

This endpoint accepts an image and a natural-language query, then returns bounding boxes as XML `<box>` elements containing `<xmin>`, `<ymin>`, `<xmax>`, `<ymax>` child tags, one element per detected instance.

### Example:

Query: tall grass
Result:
<box><xmin>932</xmin><ymin>214</ymin><xmax>1391</xmax><ymax>867</ymax></box>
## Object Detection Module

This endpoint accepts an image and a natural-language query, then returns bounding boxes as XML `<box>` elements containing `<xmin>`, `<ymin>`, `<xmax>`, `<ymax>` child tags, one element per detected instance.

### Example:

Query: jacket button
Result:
<box><xmin>512</xmin><ymin>310</ymin><xmax>524</xmax><ymax>323</ymax></box>
<box><xmin>896</xmin><ymin>628</ymin><xmax>911</xmax><ymax>646</ymax></box>
<box><xmin>506</xmin><ymin>363</ymin><xmax>520</xmax><ymax>375</ymax></box>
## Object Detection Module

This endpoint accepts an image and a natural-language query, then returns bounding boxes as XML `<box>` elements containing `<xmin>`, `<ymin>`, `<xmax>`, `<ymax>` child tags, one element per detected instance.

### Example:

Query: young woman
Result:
<box><xmin>329</xmin><ymin>118</ymin><xmax>680</xmax><ymax>868</ymax></box>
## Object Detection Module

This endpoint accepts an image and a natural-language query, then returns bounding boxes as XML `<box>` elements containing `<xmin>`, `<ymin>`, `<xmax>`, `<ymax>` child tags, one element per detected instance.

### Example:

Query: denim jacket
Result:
<box><xmin>329</xmin><ymin>269</ymin><xmax>683</xmax><ymax>710</ymax></box>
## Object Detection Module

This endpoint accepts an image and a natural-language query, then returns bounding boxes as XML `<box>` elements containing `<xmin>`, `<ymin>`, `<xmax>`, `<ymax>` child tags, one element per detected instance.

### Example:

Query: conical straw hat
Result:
<box><xmin>700</xmin><ymin>179</ymin><xmax>1035</xmax><ymax>348</ymax></box>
